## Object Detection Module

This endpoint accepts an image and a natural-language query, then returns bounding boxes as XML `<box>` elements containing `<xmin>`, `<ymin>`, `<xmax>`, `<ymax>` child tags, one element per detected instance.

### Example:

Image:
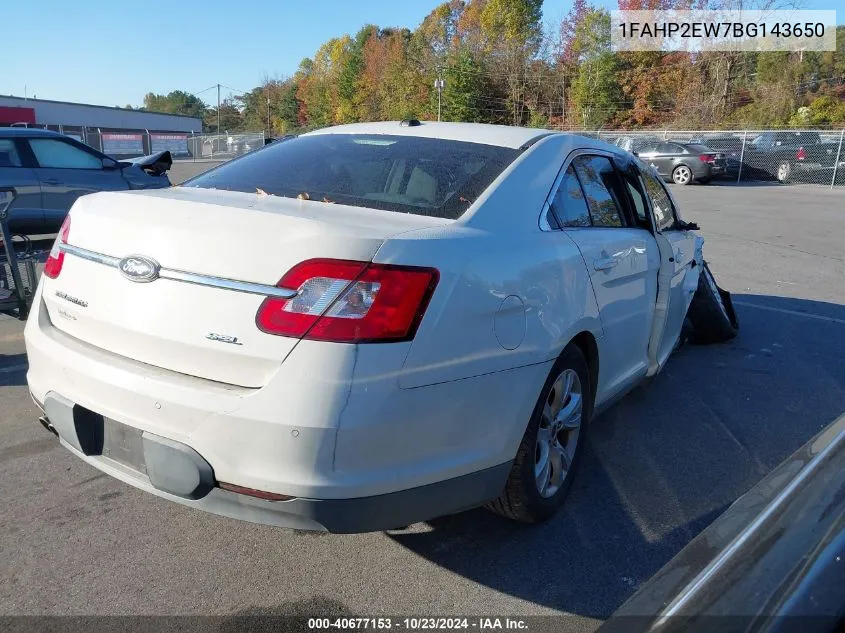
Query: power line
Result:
<box><xmin>191</xmin><ymin>84</ymin><xmax>218</xmax><ymax>97</ymax></box>
<box><xmin>220</xmin><ymin>84</ymin><xmax>253</xmax><ymax>96</ymax></box>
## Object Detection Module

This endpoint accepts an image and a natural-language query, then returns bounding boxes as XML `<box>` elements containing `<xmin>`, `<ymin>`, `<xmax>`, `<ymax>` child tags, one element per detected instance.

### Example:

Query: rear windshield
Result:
<box><xmin>685</xmin><ymin>144</ymin><xmax>712</xmax><ymax>153</ymax></box>
<box><xmin>184</xmin><ymin>134</ymin><xmax>520</xmax><ymax>220</ymax></box>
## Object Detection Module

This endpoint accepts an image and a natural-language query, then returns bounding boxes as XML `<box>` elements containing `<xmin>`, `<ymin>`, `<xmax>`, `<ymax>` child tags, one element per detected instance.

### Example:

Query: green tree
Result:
<box><xmin>807</xmin><ymin>95</ymin><xmax>845</xmax><ymax>125</ymax></box>
<box><xmin>479</xmin><ymin>0</ymin><xmax>542</xmax><ymax>46</ymax></box>
<box><xmin>570</xmin><ymin>9</ymin><xmax>620</xmax><ymax>128</ymax></box>
<box><xmin>479</xmin><ymin>0</ymin><xmax>543</xmax><ymax>125</ymax></box>
<box><xmin>203</xmin><ymin>99</ymin><xmax>242</xmax><ymax>133</ymax></box>
<box><xmin>276</xmin><ymin>81</ymin><xmax>301</xmax><ymax>132</ymax></box>
<box><xmin>443</xmin><ymin>49</ymin><xmax>486</xmax><ymax>122</ymax></box>
<box><xmin>338</xmin><ymin>26</ymin><xmax>376</xmax><ymax>121</ymax></box>
<box><xmin>142</xmin><ymin>90</ymin><xmax>207</xmax><ymax>119</ymax></box>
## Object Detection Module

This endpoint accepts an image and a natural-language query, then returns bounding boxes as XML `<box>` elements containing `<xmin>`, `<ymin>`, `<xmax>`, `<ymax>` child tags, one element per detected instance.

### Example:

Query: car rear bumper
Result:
<box><xmin>690</xmin><ymin>163</ymin><xmax>715</xmax><ymax>180</ymax></box>
<box><xmin>25</xmin><ymin>286</ymin><xmax>542</xmax><ymax>530</ymax></box>
<box><xmin>40</xmin><ymin>390</ymin><xmax>510</xmax><ymax>532</ymax></box>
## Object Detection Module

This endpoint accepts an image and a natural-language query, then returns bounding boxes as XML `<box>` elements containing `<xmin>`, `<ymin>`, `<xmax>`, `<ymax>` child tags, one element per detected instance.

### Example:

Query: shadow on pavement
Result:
<box><xmin>390</xmin><ymin>294</ymin><xmax>845</xmax><ymax>618</ymax></box>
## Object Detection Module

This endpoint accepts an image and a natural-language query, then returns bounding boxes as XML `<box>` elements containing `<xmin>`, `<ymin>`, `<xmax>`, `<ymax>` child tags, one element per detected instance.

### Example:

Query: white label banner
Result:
<box><xmin>611</xmin><ymin>10</ymin><xmax>837</xmax><ymax>52</ymax></box>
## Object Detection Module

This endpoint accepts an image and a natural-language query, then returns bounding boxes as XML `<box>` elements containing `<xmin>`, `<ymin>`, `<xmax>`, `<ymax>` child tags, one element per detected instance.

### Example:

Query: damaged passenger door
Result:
<box><xmin>637</xmin><ymin>163</ymin><xmax>700</xmax><ymax>373</ymax></box>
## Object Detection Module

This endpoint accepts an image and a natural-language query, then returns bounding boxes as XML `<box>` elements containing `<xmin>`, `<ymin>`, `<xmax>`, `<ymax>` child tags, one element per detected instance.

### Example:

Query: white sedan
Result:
<box><xmin>24</xmin><ymin>121</ymin><xmax>737</xmax><ymax>532</ymax></box>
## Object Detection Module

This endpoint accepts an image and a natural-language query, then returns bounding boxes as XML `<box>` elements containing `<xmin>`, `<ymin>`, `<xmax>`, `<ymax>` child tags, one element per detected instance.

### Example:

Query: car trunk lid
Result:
<box><xmin>42</xmin><ymin>188</ymin><xmax>446</xmax><ymax>387</ymax></box>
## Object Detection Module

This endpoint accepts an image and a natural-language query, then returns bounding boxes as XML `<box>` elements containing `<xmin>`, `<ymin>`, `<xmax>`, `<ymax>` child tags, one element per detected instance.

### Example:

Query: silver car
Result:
<box><xmin>0</xmin><ymin>128</ymin><xmax>171</xmax><ymax>234</ymax></box>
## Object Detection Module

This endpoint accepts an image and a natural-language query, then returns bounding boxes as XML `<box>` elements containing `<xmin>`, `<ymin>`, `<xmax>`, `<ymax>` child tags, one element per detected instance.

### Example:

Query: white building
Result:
<box><xmin>0</xmin><ymin>95</ymin><xmax>202</xmax><ymax>157</ymax></box>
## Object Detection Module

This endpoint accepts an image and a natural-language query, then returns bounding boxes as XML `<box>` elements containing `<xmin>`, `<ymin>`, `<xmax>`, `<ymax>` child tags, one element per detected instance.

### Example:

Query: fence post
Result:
<box><xmin>831</xmin><ymin>128</ymin><xmax>844</xmax><ymax>190</ymax></box>
<box><xmin>737</xmin><ymin>129</ymin><xmax>748</xmax><ymax>184</ymax></box>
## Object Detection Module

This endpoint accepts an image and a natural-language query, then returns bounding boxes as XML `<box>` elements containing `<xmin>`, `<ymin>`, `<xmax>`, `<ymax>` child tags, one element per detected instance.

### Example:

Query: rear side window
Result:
<box><xmin>0</xmin><ymin>139</ymin><xmax>22</xmax><ymax>167</ymax></box>
<box><xmin>571</xmin><ymin>155</ymin><xmax>624</xmax><ymax>228</ymax></box>
<box><xmin>550</xmin><ymin>165</ymin><xmax>591</xmax><ymax>227</ymax></box>
<box><xmin>621</xmin><ymin>167</ymin><xmax>649</xmax><ymax>225</ymax></box>
<box><xmin>657</xmin><ymin>142</ymin><xmax>681</xmax><ymax>154</ymax></box>
<box><xmin>751</xmin><ymin>134</ymin><xmax>769</xmax><ymax>147</ymax></box>
<box><xmin>685</xmin><ymin>144</ymin><xmax>712</xmax><ymax>153</ymax></box>
<box><xmin>640</xmin><ymin>165</ymin><xmax>676</xmax><ymax>231</ymax></box>
<box><xmin>184</xmin><ymin>134</ymin><xmax>520</xmax><ymax>220</ymax></box>
<box><xmin>29</xmin><ymin>138</ymin><xmax>102</xmax><ymax>169</ymax></box>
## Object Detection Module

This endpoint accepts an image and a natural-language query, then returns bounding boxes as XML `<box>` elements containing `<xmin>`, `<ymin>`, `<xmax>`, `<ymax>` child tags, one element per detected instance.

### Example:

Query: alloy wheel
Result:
<box><xmin>535</xmin><ymin>369</ymin><xmax>583</xmax><ymax>498</ymax></box>
<box><xmin>673</xmin><ymin>166</ymin><xmax>692</xmax><ymax>185</ymax></box>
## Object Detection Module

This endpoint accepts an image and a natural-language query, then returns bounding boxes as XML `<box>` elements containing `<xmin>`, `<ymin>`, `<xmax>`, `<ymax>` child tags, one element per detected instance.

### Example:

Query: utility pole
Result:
<box><xmin>267</xmin><ymin>91</ymin><xmax>271</xmax><ymax>136</ymax></box>
<box><xmin>217</xmin><ymin>83</ymin><xmax>221</xmax><ymax>136</ymax></box>
<box><xmin>434</xmin><ymin>70</ymin><xmax>445</xmax><ymax>122</ymax></box>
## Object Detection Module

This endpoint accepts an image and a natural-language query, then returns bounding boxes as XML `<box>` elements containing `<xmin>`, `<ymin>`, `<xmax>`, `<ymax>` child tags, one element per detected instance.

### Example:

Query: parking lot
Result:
<box><xmin>2</xmin><ymin>176</ymin><xmax>844</xmax><ymax>628</ymax></box>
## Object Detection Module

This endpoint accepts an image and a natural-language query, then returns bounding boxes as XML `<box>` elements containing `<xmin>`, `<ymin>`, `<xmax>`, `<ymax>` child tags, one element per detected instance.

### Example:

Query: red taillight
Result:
<box><xmin>43</xmin><ymin>215</ymin><xmax>71</xmax><ymax>279</ymax></box>
<box><xmin>699</xmin><ymin>154</ymin><xmax>716</xmax><ymax>164</ymax></box>
<box><xmin>256</xmin><ymin>259</ymin><xmax>439</xmax><ymax>343</ymax></box>
<box><xmin>796</xmin><ymin>147</ymin><xmax>806</xmax><ymax>161</ymax></box>
<box><xmin>218</xmin><ymin>482</ymin><xmax>294</xmax><ymax>502</ymax></box>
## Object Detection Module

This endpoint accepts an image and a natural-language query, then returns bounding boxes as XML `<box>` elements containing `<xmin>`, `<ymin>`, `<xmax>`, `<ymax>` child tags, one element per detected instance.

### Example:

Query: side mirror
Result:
<box><xmin>102</xmin><ymin>157</ymin><xmax>119</xmax><ymax>170</ymax></box>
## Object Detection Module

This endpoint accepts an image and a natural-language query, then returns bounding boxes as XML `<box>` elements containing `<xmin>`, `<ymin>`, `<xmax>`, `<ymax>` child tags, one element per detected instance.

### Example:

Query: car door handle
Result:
<box><xmin>593</xmin><ymin>256</ymin><xmax>618</xmax><ymax>271</ymax></box>
<box><xmin>42</xmin><ymin>179</ymin><xmax>61</xmax><ymax>185</ymax></box>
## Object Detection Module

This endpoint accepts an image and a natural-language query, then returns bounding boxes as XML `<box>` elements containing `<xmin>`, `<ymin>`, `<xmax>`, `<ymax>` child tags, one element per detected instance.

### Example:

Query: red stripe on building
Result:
<box><xmin>0</xmin><ymin>106</ymin><xmax>36</xmax><ymax>125</ymax></box>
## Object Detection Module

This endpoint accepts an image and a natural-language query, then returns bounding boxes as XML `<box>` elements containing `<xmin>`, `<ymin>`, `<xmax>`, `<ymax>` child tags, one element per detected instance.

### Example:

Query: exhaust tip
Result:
<box><xmin>39</xmin><ymin>416</ymin><xmax>58</xmax><ymax>437</ymax></box>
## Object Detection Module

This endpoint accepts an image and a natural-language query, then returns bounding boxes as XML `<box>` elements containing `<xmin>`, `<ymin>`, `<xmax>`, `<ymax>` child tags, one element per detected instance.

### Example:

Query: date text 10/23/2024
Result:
<box><xmin>308</xmin><ymin>618</ymin><xmax>530</xmax><ymax>630</ymax></box>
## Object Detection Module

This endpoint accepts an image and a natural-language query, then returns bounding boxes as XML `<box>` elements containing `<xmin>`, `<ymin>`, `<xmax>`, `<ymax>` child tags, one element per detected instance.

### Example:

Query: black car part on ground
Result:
<box><xmin>599</xmin><ymin>411</ymin><xmax>845</xmax><ymax>633</ymax></box>
<box><xmin>118</xmin><ymin>150</ymin><xmax>172</xmax><ymax>177</ymax></box>
<box><xmin>686</xmin><ymin>261</ymin><xmax>738</xmax><ymax>344</ymax></box>
<box><xmin>0</xmin><ymin>187</ymin><xmax>36</xmax><ymax>319</ymax></box>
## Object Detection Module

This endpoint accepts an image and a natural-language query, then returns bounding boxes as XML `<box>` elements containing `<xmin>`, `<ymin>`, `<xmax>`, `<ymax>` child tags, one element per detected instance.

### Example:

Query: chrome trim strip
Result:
<box><xmin>60</xmin><ymin>243</ymin><xmax>297</xmax><ymax>299</ymax></box>
<box><xmin>61</xmin><ymin>243</ymin><xmax>121</xmax><ymax>267</ymax></box>
<box><xmin>159</xmin><ymin>268</ymin><xmax>297</xmax><ymax>299</ymax></box>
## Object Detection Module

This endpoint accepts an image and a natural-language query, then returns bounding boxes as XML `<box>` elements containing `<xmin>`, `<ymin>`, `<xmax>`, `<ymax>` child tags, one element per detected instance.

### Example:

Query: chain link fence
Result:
<box><xmin>3</xmin><ymin>124</ymin><xmax>267</xmax><ymax>161</ymax></box>
<box><xmin>183</xmin><ymin>133</ymin><xmax>266</xmax><ymax>161</ymax></box>
<box><xmin>8</xmin><ymin>122</ymin><xmax>844</xmax><ymax>187</ymax></box>
<box><xmin>583</xmin><ymin>128</ymin><xmax>845</xmax><ymax>188</ymax></box>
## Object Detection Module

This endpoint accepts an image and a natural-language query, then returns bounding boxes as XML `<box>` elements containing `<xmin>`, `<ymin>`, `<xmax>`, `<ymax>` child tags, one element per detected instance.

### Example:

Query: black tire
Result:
<box><xmin>687</xmin><ymin>262</ymin><xmax>738</xmax><ymax>345</ymax></box>
<box><xmin>486</xmin><ymin>344</ymin><xmax>592</xmax><ymax>523</ymax></box>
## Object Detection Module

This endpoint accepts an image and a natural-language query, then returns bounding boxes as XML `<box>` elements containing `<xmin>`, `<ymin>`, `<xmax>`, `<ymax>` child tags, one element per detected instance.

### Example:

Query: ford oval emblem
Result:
<box><xmin>118</xmin><ymin>255</ymin><xmax>160</xmax><ymax>283</ymax></box>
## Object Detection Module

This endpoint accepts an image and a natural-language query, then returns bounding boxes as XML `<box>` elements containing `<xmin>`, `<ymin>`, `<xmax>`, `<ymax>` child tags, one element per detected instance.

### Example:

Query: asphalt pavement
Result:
<box><xmin>1</xmin><ymin>179</ymin><xmax>843</xmax><ymax>628</ymax></box>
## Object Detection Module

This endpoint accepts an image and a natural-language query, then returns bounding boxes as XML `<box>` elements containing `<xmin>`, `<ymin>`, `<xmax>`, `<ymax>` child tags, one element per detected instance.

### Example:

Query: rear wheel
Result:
<box><xmin>672</xmin><ymin>165</ymin><xmax>693</xmax><ymax>185</ymax></box>
<box><xmin>687</xmin><ymin>262</ymin><xmax>738</xmax><ymax>344</ymax></box>
<box><xmin>777</xmin><ymin>161</ymin><xmax>792</xmax><ymax>182</ymax></box>
<box><xmin>487</xmin><ymin>345</ymin><xmax>592</xmax><ymax>523</ymax></box>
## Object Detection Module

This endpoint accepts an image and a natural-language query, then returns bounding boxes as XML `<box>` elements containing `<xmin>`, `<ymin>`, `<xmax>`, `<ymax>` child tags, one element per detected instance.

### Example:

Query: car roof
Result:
<box><xmin>303</xmin><ymin>120</ymin><xmax>615</xmax><ymax>151</ymax></box>
<box><xmin>0</xmin><ymin>127</ymin><xmax>64</xmax><ymax>138</ymax></box>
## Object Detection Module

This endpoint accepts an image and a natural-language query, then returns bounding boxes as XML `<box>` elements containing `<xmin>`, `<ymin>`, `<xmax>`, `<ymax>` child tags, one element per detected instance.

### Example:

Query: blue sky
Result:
<box><xmin>3</xmin><ymin>0</ymin><xmax>839</xmax><ymax>108</ymax></box>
